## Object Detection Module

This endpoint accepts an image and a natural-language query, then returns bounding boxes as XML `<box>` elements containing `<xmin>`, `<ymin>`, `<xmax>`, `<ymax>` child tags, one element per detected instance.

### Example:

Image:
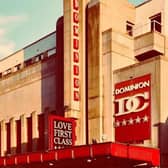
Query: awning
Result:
<box><xmin>0</xmin><ymin>142</ymin><xmax>160</xmax><ymax>167</ymax></box>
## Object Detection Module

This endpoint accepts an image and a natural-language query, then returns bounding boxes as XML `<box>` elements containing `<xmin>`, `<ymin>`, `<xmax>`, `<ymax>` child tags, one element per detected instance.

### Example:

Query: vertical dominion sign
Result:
<box><xmin>48</xmin><ymin>115</ymin><xmax>76</xmax><ymax>150</ymax></box>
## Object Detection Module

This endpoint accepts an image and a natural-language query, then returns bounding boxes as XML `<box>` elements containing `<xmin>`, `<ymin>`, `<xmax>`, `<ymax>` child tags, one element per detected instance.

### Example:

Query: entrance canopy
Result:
<box><xmin>0</xmin><ymin>142</ymin><xmax>160</xmax><ymax>167</ymax></box>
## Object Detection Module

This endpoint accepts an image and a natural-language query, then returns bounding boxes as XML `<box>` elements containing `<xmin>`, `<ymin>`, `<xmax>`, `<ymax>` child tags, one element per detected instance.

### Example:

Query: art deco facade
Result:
<box><xmin>0</xmin><ymin>0</ymin><xmax>167</xmax><ymax>167</ymax></box>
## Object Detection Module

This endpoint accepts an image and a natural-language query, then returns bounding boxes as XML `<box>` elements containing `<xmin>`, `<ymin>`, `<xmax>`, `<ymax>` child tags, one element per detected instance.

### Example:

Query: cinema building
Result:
<box><xmin>1</xmin><ymin>0</ymin><xmax>168</xmax><ymax>167</ymax></box>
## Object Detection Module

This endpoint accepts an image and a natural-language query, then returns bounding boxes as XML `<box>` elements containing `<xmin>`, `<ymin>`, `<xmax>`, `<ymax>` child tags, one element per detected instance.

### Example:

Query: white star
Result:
<box><xmin>143</xmin><ymin>115</ymin><xmax>149</xmax><ymax>122</ymax></box>
<box><xmin>122</xmin><ymin>119</ymin><xmax>127</xmax><ymax>126</ymax></box>
<box><xmin>115</xmin><ymin>120</ymin><xmax>120</xmax><ymax>127</ymax></box>
<box><xmin>135</xmin><ymin>116</ymin><xmax>141</xmax><ymax>124</ymax></box>
<box><xmin>128</xmin><ymin>118</ymin><xmax>134</xmax><ymax>125</ymax></box>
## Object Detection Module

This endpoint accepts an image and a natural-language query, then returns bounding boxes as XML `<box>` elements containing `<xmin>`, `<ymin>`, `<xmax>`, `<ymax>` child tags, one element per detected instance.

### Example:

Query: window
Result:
<box><xmin>150</xmin><ymin>13</ymin><xmax>161</xmax><ymax>33</ymax></box>
<box><xmin>126</xmin><ymin>21</ymin><xmax>134</xmax><ymax>36</ymax></box>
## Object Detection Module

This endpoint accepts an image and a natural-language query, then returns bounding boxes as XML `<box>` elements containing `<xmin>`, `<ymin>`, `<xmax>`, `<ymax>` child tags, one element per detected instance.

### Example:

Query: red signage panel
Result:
<box><xmin>73</xmin><ymin>12</ymin><xmax>79</xmax><ymax>23</ymax></box>
<box><xmin>73</xmin><ymin>25</ymin><xmax>79</xmax><ymax>36</ymax></box>
<box><xmin>114</xmin><ymin>74</ymin><xmax>151</xmax><ymax>142</ymax></box>
<box><xmin>48</xmin><ymin>115</ymin><xmax>76</xmax><ymax>150</ymax></box>
<box><xmin>73</xmin><ymin>65</ymin><xmax>79</xmax><ymax>76</ymax></box>
<box><xmin>74</xmin><ymin>91</ymin><xmax>80</xmax><ymax>101</ymax></box>
<box><xmin>73</xmin><ymin>0</ymin><xmax>79</xmax><ymax>10</ymax></box>
<box><xmin>74</xmin><ymin>78</ymin><xmax>79</xmax><ymax>88</ymax></box>
<box><xmin>73</xmin><ymin>52</ymin><xmax>79</xmax><ymax>63</ymax></box>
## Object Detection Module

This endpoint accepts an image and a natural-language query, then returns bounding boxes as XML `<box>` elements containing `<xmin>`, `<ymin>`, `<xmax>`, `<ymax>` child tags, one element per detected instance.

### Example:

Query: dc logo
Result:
<box><xmin>114</xmin><ymin>92</ymin><xmax>149</xmax><ymax>116</ymax></box>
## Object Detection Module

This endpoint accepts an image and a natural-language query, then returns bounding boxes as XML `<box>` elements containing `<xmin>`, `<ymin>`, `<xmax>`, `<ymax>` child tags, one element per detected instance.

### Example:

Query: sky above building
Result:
<box><xmin>129</xmin><ymin>0</ymin><xmax>146</xmax><ymax>5</ymax></box>
<box><xmin>0</xmin><ymin>0</ymin><xmax>144</xmax><ymax>59</ymax></box>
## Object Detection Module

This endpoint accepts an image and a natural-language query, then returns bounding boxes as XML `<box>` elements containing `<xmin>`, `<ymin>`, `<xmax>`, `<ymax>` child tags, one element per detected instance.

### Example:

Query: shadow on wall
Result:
<box><xmin>34</xmin><ymin>16</ymin><xmax>64</xmax><ymax>152</ymax></box>
<box><xmin>158</xmin><ymin>119</ymin><xmax>168</xmax><ymax>167</ymax></box>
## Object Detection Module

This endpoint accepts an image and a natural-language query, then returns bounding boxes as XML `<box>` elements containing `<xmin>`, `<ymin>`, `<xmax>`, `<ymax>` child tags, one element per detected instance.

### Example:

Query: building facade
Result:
<box><xmin>0</xmin><ymin>0</ymin><xmax>167</xmax><ymax>167</ymax></box>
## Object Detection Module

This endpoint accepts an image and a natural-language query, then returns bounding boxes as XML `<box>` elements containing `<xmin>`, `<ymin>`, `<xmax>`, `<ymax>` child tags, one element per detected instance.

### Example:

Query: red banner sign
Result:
<box><xmin>114</xmin><ymin>74</ymin><xmax>151</xmax><ymax>143</ymax></box>
<box><xmin>48</xmin><ymin>115</ymin><xmax>76</xmax><ymax>150</ymax></box>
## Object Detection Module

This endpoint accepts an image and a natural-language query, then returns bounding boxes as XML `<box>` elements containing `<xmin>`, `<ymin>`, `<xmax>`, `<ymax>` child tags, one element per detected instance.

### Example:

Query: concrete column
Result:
<box><xmin>20</xmin><ymin>63</ymin><xmax>24</xmax><ymax>69</ymax></box>
<box><xmin>0</xmin><ymin>120</ymin><xmax>7</xmax><ymax>156</ymax></box>
<box><xmin>102</xmin><ymin>29</ymin><xmax>113</xmax><ymax>142</ymax></box>
<box><xmin>10</xmin><ymin>118</ymin><xmax>16</xmax><ymax>154</ymax></box>
<box><xmin>21</xmin><ymin>115</ymin><xmax>27</xmax><ymax>153</ymax></box>
<box><xmin>32</xmin><ymin>111</ymin><xmax>39</xmax><ymax>151</ymax></box>
<box><xmin>87</xmin><ymin>1</ymin><xmax>101</xmax><ymax>143</ymax></box>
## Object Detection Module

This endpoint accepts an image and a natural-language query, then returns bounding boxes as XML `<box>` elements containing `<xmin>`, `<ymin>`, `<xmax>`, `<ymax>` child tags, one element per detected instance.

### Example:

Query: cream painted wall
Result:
<box><xmin>0</xmin><ymin>50</ymin><xmax>24</xmax><ymax>73</ymax></box>
<box><xmin>135</xmin><ymin>0</ymin><xmax>164</xmax><ymax>36</ymax></box>
<box><xmin>0</xmin><ymin>58</ymin><xmax>56</xmax><ymax>122</ymax></box>
<box><xmin>99</xmin><ymin>0</ymin><xmax>135</xmax><ymax>33</ymax></box>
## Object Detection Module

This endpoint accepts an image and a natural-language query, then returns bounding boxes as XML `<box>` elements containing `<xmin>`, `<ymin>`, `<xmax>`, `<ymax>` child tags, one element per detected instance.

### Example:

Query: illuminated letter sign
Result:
<box><xmin>72</xmin><ymin>0</ymin><xmax>80</xmax><ymax>103</ymax></box>
<box><xmin>114</xmin><ymin>74</ymin><xmax>151</xmax><ymax>142</ymax></box>
<box><xmin>48</xmin><ymin>115</ymin><xmax>76</xmax><ymax>150</ymax></box>
<box><xmin>73</xmin><ymin>0</ymin><xmax>79</xmax><ymax>10</ymax></box>
<box><xmin>73</xmin><ymin>52</ymin><xmax>79</xmax><ymax>63</ymax></box>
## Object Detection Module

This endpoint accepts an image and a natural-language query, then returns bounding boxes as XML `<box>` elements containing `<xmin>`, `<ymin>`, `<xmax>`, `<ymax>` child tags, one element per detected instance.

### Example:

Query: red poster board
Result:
<box><xmin>114</xmin><ymin>74</ymin><xmax>151</xmax><ymax>142</ymax></box>
<box><xmin>48</xmin><ymin>115</ymin><xmax>76</xmax><ymax>150</ymax></box>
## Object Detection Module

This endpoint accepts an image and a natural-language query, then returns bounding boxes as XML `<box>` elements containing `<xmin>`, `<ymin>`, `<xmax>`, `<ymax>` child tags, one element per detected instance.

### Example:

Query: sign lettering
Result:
<box><xmin>73</xmin><ymin>0</ymin><xmax>79</xmax><ymax>10</ymax></box>
<box><xmin>73</xmin><ymin>25</ymin><xmax>79</xmax><ymax>36</ymax></box>
<box><xmin>115</xmin><ymin>92</ymin><xmax>149</xmax><ymax>116</ymax></box>
<box><xmin>73</xmin><ymin>52</ymin><xmax>79</xmax><ymax>63</ymax></box>
<box><xmin>49</xmin><ymin>116</ymin><xmax>76</xmax><ymax>150</ymax></box>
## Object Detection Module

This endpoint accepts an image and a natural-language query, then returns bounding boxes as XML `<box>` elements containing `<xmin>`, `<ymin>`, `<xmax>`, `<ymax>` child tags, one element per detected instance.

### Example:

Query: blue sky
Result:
<box><xmin>0</xmin><ymin>0</ymin><xmax>62</xmax><ymax>58</ymax></box>
<box><xmin>0</xmin><ymin>0</ymin><xmax>144</xmax><ymax>58</ymax></box>
<box><xmin>128</xmin><ymin>0</ymin><xmax>146</xmax><ymax>5</ymax></box>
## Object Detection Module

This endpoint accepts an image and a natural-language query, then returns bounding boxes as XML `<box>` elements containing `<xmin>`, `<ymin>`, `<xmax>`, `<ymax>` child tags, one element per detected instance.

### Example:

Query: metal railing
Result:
<box><xmin>127</xmin><ymin>20</ymin><xmax>162</xmax><ymax>37</ymax></box>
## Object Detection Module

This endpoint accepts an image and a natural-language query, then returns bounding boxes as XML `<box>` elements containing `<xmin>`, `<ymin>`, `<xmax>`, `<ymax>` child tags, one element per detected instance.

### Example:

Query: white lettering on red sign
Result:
<box><xmin>53</xmin><ymin>121</ymin><xmax>73</xmax><ymax>147</ymax></box>
<box><xmin>49</xmin><ymin>116</ymin><xmax>76</xmax><ymax>150</ymax></box>
<box><xmin>72</xmin><ymin>0</ymin><xmax>80</xmax><ymax>102</ymax></box>
<box><xmin>54</xmin><ymin>121</ymin><xmax>72</xmax><ymax>130</ymax></box>
<box><xmin>114</xmin><ymin>92</ymin><xmax>149</xmax><ymax>116</ymax></box>
<box><xmin>114</xmin><ymin>80</ymin><xmax>150</xmax><ymax>95</ymax></box>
